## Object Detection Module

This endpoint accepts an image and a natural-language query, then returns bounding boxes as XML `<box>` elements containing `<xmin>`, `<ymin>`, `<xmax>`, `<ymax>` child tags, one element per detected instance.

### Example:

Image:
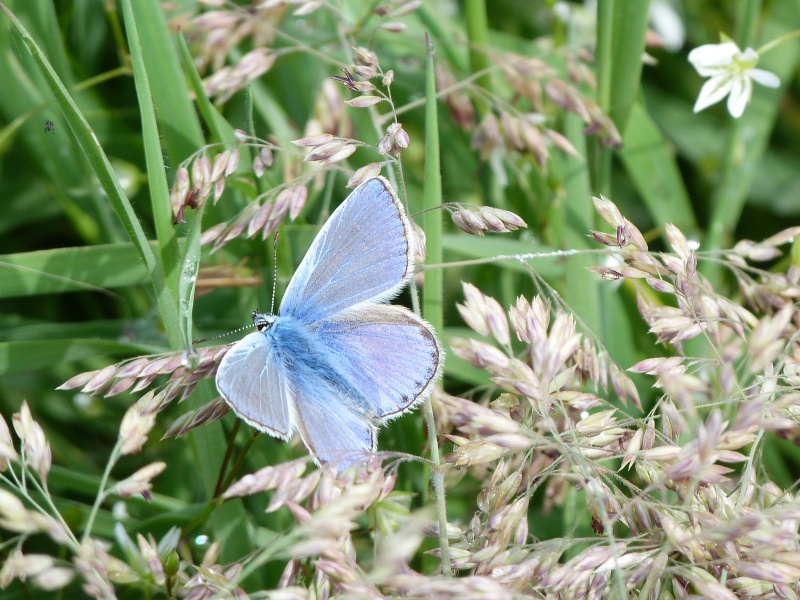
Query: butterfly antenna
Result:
<box><xmin>270</xmin><ymin>231</ymin><xmax>279</xmax><ymax>315</ymax></box>
<box><xmin>192</xmin><ymin>323</ymin><xmax>253</xmax><ymax>345</ymax></box>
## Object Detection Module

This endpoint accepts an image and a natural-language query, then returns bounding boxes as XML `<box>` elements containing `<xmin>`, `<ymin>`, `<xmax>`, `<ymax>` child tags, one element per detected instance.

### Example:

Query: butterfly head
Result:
<box><xmin>251</xmin><ymin>310</ymin><xmax>276</xmax><ymax>332</ymax></box>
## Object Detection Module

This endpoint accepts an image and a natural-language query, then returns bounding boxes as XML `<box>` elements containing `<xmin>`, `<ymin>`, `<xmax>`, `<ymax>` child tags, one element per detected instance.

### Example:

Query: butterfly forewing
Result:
<box><xmin>279</xmin><ymin>177</ymin><xmax>412</xmax><ymax>323</ymax></box>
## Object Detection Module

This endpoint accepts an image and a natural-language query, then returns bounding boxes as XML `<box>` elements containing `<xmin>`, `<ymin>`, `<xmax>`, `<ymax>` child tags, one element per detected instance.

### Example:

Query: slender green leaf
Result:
<box><xmin>619</xmin><ymin>103</ymin><xmax>699</xmax><ymax>235</ymax></box>
<box><xmin>597</xmin><ymin>0</ymin><xmax>651</xmax><ymax>135</ymax></box>
<box><xmin>128</xmin><ymin>0</ymin><xmax>204</xmax><ymax>164</ymax></box>
<box><xmin>0</xmin><ymin>243</ymin><xmax>175</xmax><ymax>299</ymax></box>
<box><xmin>120</xmin><ymin>0</ymin><xmax>181</xmax><ymax>346</ymax></box>
<box><xmin>0</xmin><ymin>3</ymin><xmax>179</xmax><ymax>341</ymax></box>
<box><xmin>0</xmin><ymin>339</ymin><xmax>146</xmax><ymax>374</ymax></box>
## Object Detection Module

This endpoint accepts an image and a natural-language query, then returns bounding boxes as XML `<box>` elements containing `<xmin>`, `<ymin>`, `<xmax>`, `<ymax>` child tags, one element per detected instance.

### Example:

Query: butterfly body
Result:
<box><xmin>215</xmin><ymin>177</ymin><xmax>441</xmax><ymax>469</ymax></box>
<box><xmin>254</xmin><ymin>312</ymin><xmax>372</xmax><ymax>415</ymax></box>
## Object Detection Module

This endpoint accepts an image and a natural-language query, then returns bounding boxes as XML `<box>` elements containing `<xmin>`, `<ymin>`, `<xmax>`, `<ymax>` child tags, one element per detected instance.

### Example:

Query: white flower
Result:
<box><xmin>650</xmin><ymin>0</ymin><xmax>685</xmax><ymax>52</ymax></box>
<box><xmin>688</xmin><ymin>41</ymin><xmax>780</xmax><ymax>118</ymax></box>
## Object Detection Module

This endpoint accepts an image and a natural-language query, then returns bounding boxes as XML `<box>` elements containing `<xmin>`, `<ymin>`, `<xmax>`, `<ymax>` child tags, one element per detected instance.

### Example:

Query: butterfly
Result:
<box><xmin>215</xmin><ymin>177</ymin><xmax>442</xmax><ymax>470</ymax></box>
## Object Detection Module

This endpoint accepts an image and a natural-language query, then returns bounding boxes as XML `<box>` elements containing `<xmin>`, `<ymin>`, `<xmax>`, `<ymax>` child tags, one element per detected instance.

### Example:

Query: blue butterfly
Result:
<box><xmin>215</xmin><ymin>177</ymin><xmax>442</xmax><ymax>470</ymax></box>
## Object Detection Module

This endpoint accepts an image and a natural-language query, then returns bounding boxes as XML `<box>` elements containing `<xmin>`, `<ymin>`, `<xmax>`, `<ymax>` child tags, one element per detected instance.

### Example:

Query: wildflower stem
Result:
<box><xmin>35</xmin><ymin>480</ymin><xmax>81</xmax><ymax>550</ymax></box>
<box><xmin>82</xmin><ymin>444</ymin><xmax>121</xmax><ymax>544</ymax></box>
<box><xmin>422</xmin><ymin>396</ymin><xmax>451</xmax><ymax>575</ymax></box>
<box><xmin>214</xmin><ymin>419</ymin><xmax>241</xmax><ymax>498</ymax></box>
<box><xmin>4</xmin><ymin>470</ymin><xmax>80</xmax><ymax>551</ymax></box>
<box><xmin>220</xmin><ymin>429</ymin><xmax>260</xmax><ymax>495</ymax></box>
<box><xmin>757</xmin><ymin>29</ymin><xmax>800</xmax><ymax>56</ymax></box>
<box><xmin>1</xmin><ymin>468</ymin><xmax>23</xmax><ymax>496</ymax></box>
<box><xmin>703</xmin><ymin>121</ymin><xmax>743</xmax><ymax>286</ymax></box>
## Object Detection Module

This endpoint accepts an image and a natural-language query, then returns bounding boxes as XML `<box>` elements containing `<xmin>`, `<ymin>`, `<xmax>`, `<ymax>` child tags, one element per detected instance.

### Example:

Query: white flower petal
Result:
<box><xmin>650</xmin><ymin>0</ymin><xmax>685</xmax><ymax>52</ymax></box>
<box><xmin>750</xmin><ymin>68</ymin><xmax>780</xmax><ymax>88</ymax></box>
<box><xmin>726</xmin><ymin>75</ymin><xmax>752</xmax><ymax>118</ymax></box>
<box><xmin>688</xmin><ymin>42</ymin><xmax>740</xmax><ymax>75</ymax></box>
<box><xmin>739</xmin><ymin>47</ymin><xmax>759</xmax><ymax>62</ymax></box>
<box><xmin>693</xmin><ymin>75</ymin><xmax>734</xmax><ymax>113</ymax></box>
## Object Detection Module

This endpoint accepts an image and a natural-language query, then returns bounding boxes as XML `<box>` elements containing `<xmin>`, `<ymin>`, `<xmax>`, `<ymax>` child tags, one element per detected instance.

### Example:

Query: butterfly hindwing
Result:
<box><xmin>289</xmin><ymin>374</ymin><xmax>376</xmax><ymax>470</ymax></box>
<box><xmin>312</xmin><ymin>304</ymin><xmax>442</xmax><ymax>420</ymax></box>
<box><xmin>215</xmin><ymin>331</ymin><xmax>293</xmax><ymax>439</ymax></box>
<box><xmin>279</xmin><ymin>177</ymin><xmax>412</xmax><ymax>323</ymax></box>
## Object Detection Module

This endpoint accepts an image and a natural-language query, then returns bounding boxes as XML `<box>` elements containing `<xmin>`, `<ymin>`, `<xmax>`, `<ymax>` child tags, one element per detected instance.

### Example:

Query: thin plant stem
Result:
<box><xmin>464</xmin><ymin>0</ymin><xmax>490</xmax><ymax>117</ymax></box>
<box><xmin>757</xmin><ymin>28</ymin><xmax>800</xmax><ymax>55</ymax></box>
<box><xmin>82</xmin><ymin>444</ymin><xmax>122</xmax><ymax>544</ymax></box>
<box><xmin>422</xmin><ymin>33</ymin><xmax>451</xmax><ymax>577</ymax></box>
<box><xmin>423</xmin><ymin>395</ymin><xmax>450</xmax><ymax>575</ymax></box>
<box><xmin>220</xmin><ymin>431</ymin><xmax>259</xmax><ymax>494</ymax></box>
<box><xmin>214</xmin><ymin>419</ymin><xmax>241</xmax><ymax>498</ymax></box>
<box><xmin>35</xmin><ymin>480</ymin><xmax>81</xmax><ymax>550</ymax></box>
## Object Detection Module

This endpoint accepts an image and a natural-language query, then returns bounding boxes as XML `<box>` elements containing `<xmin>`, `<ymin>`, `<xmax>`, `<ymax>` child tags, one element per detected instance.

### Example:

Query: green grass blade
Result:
<box><xmin>422</xmin><ymin>33</ymin><xmax>450</xmax><ymax>577</ymax></box>
<box><xmin>120</xmin><ymin>0</ymin><xmax>181</xmax><ymax>347</ymax></box>
<box><xmin>128</xmin><ymin>0</ymin><xmax>204</xmax><ymax>163</ymax></box>
<box><xmin>127</xmin><ymin>1</ymin><xmax>212</xmax><ymax>350</ymax></box>
<box><xmin>0</xmin><ymin>2</ymin><xmax>179</xmax><ymax>343</ymax></box>
<box><xmin>596</xmin><ymin>0</ymin><xmax>651</xmax><ymax>135</ymax></box>
<box><xmin>0</xmin><ymin>243</ymin><xmax>156</xmax><ymax>298</ymax></box>
<box><xmin>618</xmin><ymin>103</ymin><xmax>698</xmax><ymax>235</ymax></box>
<box><xmin>423</xmin><ymin>49</ymin><xmax>444</xmax><ymax>335</ymax></box>
<box><xmin>464</xmin><ymin>0</ymin><xmax>490</xmax><ymax>114</ymax></box>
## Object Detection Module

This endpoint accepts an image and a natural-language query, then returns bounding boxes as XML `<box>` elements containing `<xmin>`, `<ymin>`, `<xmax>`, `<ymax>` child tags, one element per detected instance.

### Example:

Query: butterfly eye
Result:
<box><xmin>252</xmin><ymin>312</ymin><xmax>274</xmax><ymax>332</ymax></box>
